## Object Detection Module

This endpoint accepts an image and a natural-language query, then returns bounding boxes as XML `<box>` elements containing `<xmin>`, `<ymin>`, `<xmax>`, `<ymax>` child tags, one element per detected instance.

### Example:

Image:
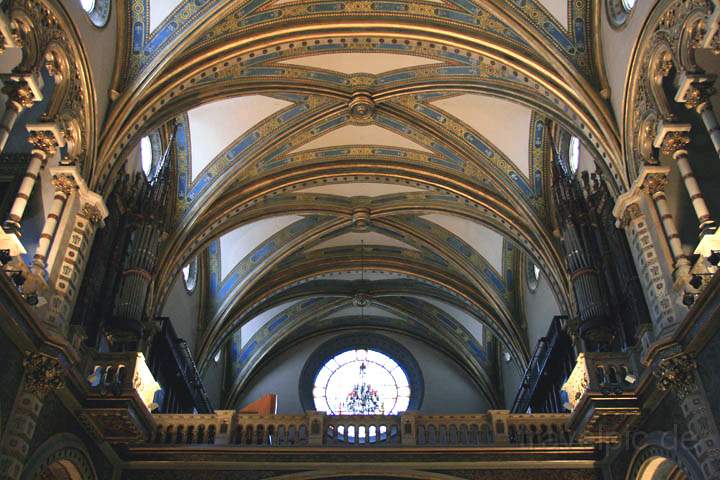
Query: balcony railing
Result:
<box><xmin>149</xmin><ymin>410</ymin><xmax>573</xmax><ymax>447</ymax></box>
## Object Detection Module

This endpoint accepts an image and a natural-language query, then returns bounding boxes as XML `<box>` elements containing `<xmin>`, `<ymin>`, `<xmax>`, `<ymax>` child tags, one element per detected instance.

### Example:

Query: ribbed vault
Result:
<box><xmin>102</xmin><ymin>0</ymin><xmax>608</xmax><ymax>408</ymax></box>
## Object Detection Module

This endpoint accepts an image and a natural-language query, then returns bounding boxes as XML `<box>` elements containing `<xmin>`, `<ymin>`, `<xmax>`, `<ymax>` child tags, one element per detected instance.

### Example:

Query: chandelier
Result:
<box><xmin>339</xmin><ymin>361</ymin><xmax>384</xmax><ymax>415</ymax></box>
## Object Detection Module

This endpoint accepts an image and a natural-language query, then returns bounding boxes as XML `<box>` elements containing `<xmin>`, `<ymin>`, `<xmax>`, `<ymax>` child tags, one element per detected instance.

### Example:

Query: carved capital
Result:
<box><xmin>2</xmin><ymin>79</ymin><xmax>36</xmax><ymax>109</ymax></box>
<box><xmin>654</xmin><ymin>353</ymin><xmax>698</xmax><ymax>399</ymax></box>
<box><xmin>28</xmin><ymin>130</ymin><xmax>61</xmax><ymax>156</ymax></box>
<box><xmin>621</xmin><ymin>203</ymin><xmax>643</xmax><ymax>227</ymax></box>
<box><xmin>51</xmin><ymin>173</ymin><xmax>77</xmax><ymax>196</ymax></box>
<box><xmin>23</xmin><ymin>352</ymin><xmax>64</xmax><ymax>398</ymax></box>
<box><xmin>685</xmin><ymin>82</ymin><xmax>716</xmax><ymax>111</ymax></box>
<box><xmin>660</xmin><ymin>131</ymin><xmax>691</xmax><ymax>156</ymax></box>
<box><xmin>643</xmin><ymin>173</ymin><xmax>669</xmax><ymax>197</ymax></box>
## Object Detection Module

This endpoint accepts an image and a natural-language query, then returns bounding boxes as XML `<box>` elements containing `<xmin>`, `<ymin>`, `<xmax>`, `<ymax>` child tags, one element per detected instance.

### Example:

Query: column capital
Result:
<box><xmin>643</xmin><ymin>172</ymin><xmax>670</xmax><ymax>197</ymax></box>
<box><xmin>654</xmin><ymin>122</ymin><xmax>692</xmax><ymax>157</ymax></box>
<box><xmin>1</xmin><ymin>73</ymin><xmax>43</xmax><ymax>110</ymax></box>
<box><xmin>613</xmin><ymin>165</ymin><xmax>671</xmax><ymax>226</ymax></box>
<box><xmin>26</xmin><ymin>123</ymin><xmax>66</xmax><ymax>157</ymax></box>
<box><xmin>653</xmin><ymin>353</ymin><xmax>698</xmax><ymax>399</ymax></box>
<box><xmin>675</xmin><ymin>72</ymin><xmax>716</xmax><ymax>111</ymax></box>
<box><xmin>22</xmin><ymin>352</ymin><xmax>64</xmax><ymax>398</ymax></box>
<box><xmin>51</xmin><ymin>173</ymin><xmax>77</xmax><ymax>196</ymax></box>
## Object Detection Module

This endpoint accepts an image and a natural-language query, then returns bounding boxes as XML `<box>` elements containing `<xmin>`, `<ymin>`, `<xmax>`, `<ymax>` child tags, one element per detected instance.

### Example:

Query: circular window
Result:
<box><xmin>81</xmin><ymin>0</ymin><xmax>111</xmax><ymax>27</ymax></box>
<box><xmin>568</xmin><ymin>136</ymin><xmax>580</xmax><ymax>174</ymax></box>
<box><xmin>607</xmin><ymin>0</ymin><xmax>635</xmax><ymax>28</ymax></box>
<box><xmin>312</xmin><ymin>349</ymin><xmax>410</xmax><ymax>415</ymax></box>
<box><xmin>182</xmin><ymin>258</ymin><xmax>198</xmax><ymax>292</ymax></box>
<box><xmin>621</xmin><ymin>0</ymin><xmax>636</xmax><ymax>11</ymax></box>
<box><xmin>300</xmin><ymin>333</ymin><xmax>423</xmax><ymax>415</ymax></box>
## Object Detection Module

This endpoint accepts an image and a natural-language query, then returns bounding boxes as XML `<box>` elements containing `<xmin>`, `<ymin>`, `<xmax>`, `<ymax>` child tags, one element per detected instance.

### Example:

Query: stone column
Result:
<box><xmin>44</xmin><ymin>166</ymin><xmax>108</xmax><ymax>336</ymax></box>
<box><xmin>0</xmin><ymin>73</ymin><xmax>42</xmax><ymax>153</ymax></box>
<box><xmin>654</xmin><ymin>353</ymin><xmax>720</xmax><ymax>479</ymax></box>
<box><xmin>31</xmin><ymin>173</ymin><xmax>74</xmax><ymax>277</ymax></box>
<box><xmin>4</xmin><ymin>129</ymin><xmax>62</xmax><ymax>232</ymax></box>
<box><xmin>657</xmin><ymin>126</ymin><xmax>713</xmax><ymax>231</ymax></box>
<box><xmin>614</xmin><ymin>167</ymin><xmax>683</xmax><ymax>339</ymax></box>
<box><xmin>0</xmin><ymin>353</ymin><xmax>64</xmax><ymax>480</ymax></box>
<box><xmin>645</xmin><ymin>169</ymin><xmax>693</xmax><ymax>280</ymax></box>
<box><xmin>676</xmin><ymin>73</ymin><xmax>720</xmax><ymax>155</ymax></box>
<box><xmin>655</xmin><ymin>122</ymin><xmax>720</xmax><ymax>258</ymax></box>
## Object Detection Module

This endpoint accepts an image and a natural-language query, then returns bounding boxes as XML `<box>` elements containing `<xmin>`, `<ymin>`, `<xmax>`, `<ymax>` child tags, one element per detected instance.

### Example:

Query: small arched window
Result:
<box><xmin>621</xmin><ymin>0</ymin><xmax>636</xmax><ymax>11</ymax></box>
<box><xmin>182</xmin><ymin>258</ymin><xmax>198</xmax><ymax>293</ymax></box>
<box><xmin>568</xmin><ymin>136</ymin><xmax>580</xmax><ymax>174</ymax></box>
<box><xmin>80</xmin><ymin>0</ymin><xmax>111</xmax><ymax>27</ymax></box>
<box><xmin>140</xmin><ymin>136</ymin><xmax>153</xmax><ymax>178</ymax></box>
<box><xmin>527</xmin><ymin>262</ymin><xmax>541</xmax><ymax>293</ymax></box>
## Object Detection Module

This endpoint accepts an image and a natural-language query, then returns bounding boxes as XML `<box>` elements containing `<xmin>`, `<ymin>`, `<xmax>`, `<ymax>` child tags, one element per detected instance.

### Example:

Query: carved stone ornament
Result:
<box><xmin>685</xmin><ymin>82</ymin><xmax>716</xmax><ymax>111</ymax></box>
<box><xmin>1</xmin><ymin>79</ymin><xmax>35</xmax><ymax>109</ymax></box>
<box><xmin>660</xmin><ymin>131</ymin><xmax>691</xmax><ymax>156</ymax></box>
<box><xmin>653</xmin><ymin>353</ymin><xmax>698</xmax><ymax>399</ymax></box>
<box><xmin>643</xmin><ymin>173</ymin><xmax>669</xmax><ymax>197</ymax></box>
<box><xmin>353</xmin><ymin>292</ymin><xmax>371</xmax><ymax>307</ymax></box>
<box><xmin>22</xmin><ymin>352</ymin><xmax>64</xmax><ymax>397</ymax></box>
<box><xmin>51</xmin><ymin>173</ymin><xmax>76</xmax><ymax>195</ymax></box>
<box><xmin>80</xmin><ymin>203</ymin><xmax>103</xmax><ymax>224</ymax></box>
<box><xmin>348</xmin><ymin>92</ymin><xmax>375</xmax><ymax>122</ymax></box>
<box><xmin>621</xmin><ymin>203</ymin><xmax>643</xmax><ymax>227</ymax></box>
<box><xmin>28</xmin><ymin>130</ymin><xmax>60</xmax><ymax>156</ymax></box>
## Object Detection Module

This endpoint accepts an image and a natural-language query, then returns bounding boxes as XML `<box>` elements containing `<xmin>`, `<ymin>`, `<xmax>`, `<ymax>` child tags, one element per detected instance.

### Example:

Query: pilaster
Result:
<box><xmin>614</xmin><ymin>167</ymin><xmax>684</xmax><ymax>339</ymax></box>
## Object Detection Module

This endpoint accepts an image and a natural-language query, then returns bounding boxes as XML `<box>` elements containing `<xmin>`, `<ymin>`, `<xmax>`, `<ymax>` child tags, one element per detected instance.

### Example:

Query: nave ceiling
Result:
<box><xmin>92</xmin><ymin>0</ymin><xmax>619</xmax><ymax>407</ymax></box>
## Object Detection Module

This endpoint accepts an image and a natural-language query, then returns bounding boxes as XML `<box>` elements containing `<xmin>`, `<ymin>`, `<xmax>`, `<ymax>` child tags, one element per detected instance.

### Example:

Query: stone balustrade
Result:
<box><xmin>149</xmin><ymin>410</ymin><xmax>574</xmax><ymax>447</ymax></box>
<box><xmin>562</xmin><ymin>352</ymin><xmax>642</xmax><ymax>444</ymax></box>
<box><xmin>83</xmin><ymin>351</ymin><xmax>161</xmax><ymax>411</ymax></box>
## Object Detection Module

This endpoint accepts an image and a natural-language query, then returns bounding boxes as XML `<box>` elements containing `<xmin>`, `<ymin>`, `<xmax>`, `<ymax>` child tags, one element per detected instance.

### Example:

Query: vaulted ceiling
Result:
<box><xmin>102</xmin><ymin>0</ymin><xmax>618</xmax><ymax>408</ymax></box>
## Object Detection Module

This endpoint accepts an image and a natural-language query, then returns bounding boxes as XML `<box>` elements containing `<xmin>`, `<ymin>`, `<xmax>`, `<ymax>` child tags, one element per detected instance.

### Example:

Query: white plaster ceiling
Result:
<box><xmin>539</xmin><ymin>0</ymin><xmax>569</xmax><ymax>29</ymax></box>
<box><xmin>324</xmin><ymin>305</ymin><xmax>403</xmax><ymax>320</ymax></box>
<box><xmin>414</xmin><ymin>296</ymin><xmax>485</xmax><ymax>344</ymax></box>
<box><xmin>309</xmin><ymin>232</ymin><xmax>419</xmax><ymax>252</ymax></box>
<box><xmin>421</xmin><ymin>213</ymin><xmax>504</xmax><ymax>273</ymax></box>
<box><xmin>430</xmin><ymin>94</ymin><xmax>533</xmax><ymax>175</ymax></box>
<box><xmin>188</xmin><ymin>95</ymin><xmax>293</xmax><ymax>180</ymax></box>
<box><xmin>279</xmin><ymin>53</ymin><xmax>443</xmax><ymax>75</ymax></box>
<box><xmin>291</xmin><ymin>124</ymin><xmax>433</xmax><ymax>154</ymax></box>
<box><xmin>312</xmin><ymin>271</ymin><xmax>408</xmax><ymax>282</ymax></box>
<box><xmin>149</xmin><ymin>0</ymin><xmax>183</xmax><ymax>32</ymax></box>
<box><xmin>219</xmin><ymin>215</ymin><xmax>304</xmax><ymax>279</ymax></box>
<box><xmin>295</xmin><ymin>183</ymin><xmax>423</xmax><ymax>197</ymax></box>
<box><xmin>240</xmin><ymin>300</ymin><xmax>303</xmax><ymax>346</ymax></box>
